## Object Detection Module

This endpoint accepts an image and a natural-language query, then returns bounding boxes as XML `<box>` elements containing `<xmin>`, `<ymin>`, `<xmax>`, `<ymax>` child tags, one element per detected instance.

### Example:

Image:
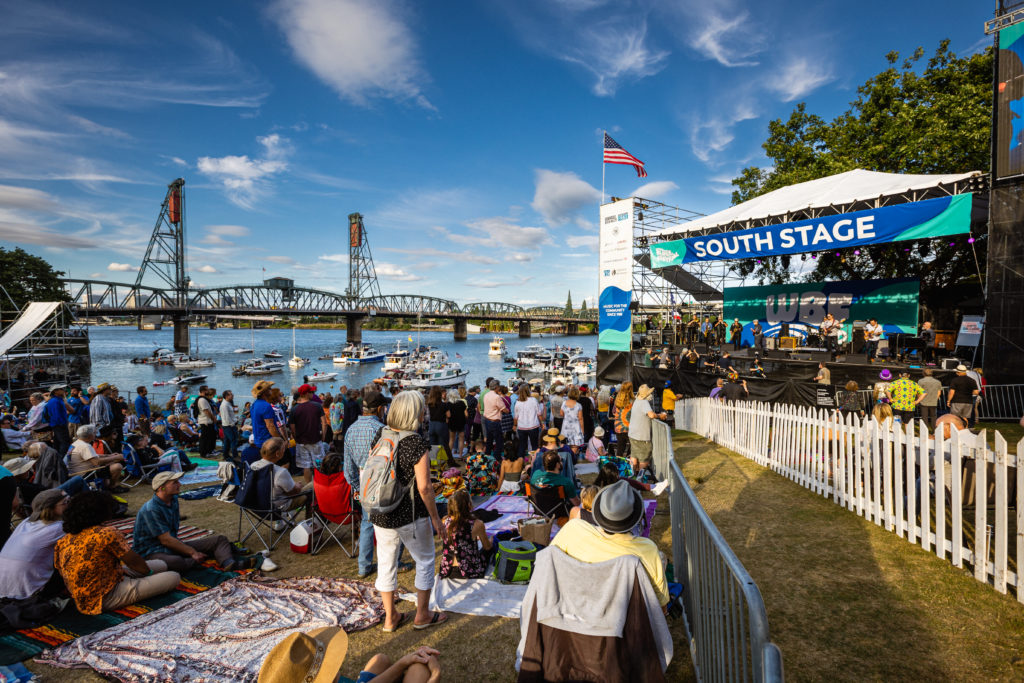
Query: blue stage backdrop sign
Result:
<box><xmin>598</xmin><ymin>198</ymin><xmax>634</xmax><ymax>352</ymax></box>
<box><xmin>649</xmin><ymin>193</ymin><xmax>972</xmax><ymax>267</ymax></box>
<box><xmin>723</xmin><ymin>278</ymin><xmax>920</xmax><ymax>346</ymax></box>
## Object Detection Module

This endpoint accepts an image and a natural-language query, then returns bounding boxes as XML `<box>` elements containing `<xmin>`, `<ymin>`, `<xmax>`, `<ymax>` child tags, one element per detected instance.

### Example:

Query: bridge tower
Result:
<box><xmin>136</xmin><ymin>179</ymin><xmax>190</xmax><ymax>351</ymax></box>
<box><xmin>345</xmin><ymin>213</ymin><xmax>382</xmax><ymax>344</ymax></box>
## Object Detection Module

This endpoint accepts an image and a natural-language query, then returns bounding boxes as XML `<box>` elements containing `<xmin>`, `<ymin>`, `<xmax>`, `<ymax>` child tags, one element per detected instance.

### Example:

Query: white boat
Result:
<box><xmin>172</xmin><ymin>358</ymin><xmax>216</xmax><ymax>369</ymax></box>
<box><xmin>305</xmin><ymin>371</ymin><xmax>339</xmax><ymax>383</ymax></box>
<box><xmin>245</xmin><ymin>367</ymin><xmax>277</xmax><ymax>376</ymax></box>
<box><xmin>233</xmin><ymin>348</ymin><xmax>253</xmax><ymax>354</ymax></box>
<box><xmin>488</xmin><ymin>336</ymin><xmax>506</xmax><ymax>356</ymax></box>
<box><xmin>156</xmin><ymin>372</ymin><xmax>208</xmax><ymax>386</ymax></box>
<box><xmin>383</xmin><ymin>341</ymin><xmax>411</xmax><ymax>370</ymax></box>
<box><xmin>333</xmin><ymin>344</ymin><xmax>385</xmax><ymax>364</ymax></box>
<box><xmin>234</xmin><ymin>327</ymin><xmax>256</xmax><ymax>353</ymax></box>
<box><xmin>288</xmin><ymin>327</ymin><xmax>308</xmax><ymax>368</ymax></box>
<box><xmin>570</xmin><ymin>355</ymin><xmax>595</xmax><ymax>376</ymax></box>
<box><xmin>264</xmin><ymin>350</ymin><xmax>283</xmax><ymax>358</ymax></box>
<box><xmin>400</xmin><ymin>363</ymin><xmax>470</xmax><ymax>388</ymax></box>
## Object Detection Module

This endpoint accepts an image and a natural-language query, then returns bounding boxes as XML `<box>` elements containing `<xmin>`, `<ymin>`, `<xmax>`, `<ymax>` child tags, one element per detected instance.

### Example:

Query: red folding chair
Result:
<box><xmin>311</xmin><ymin>469</ymin><xmax>358</xmax><ymax>556</ymax></box>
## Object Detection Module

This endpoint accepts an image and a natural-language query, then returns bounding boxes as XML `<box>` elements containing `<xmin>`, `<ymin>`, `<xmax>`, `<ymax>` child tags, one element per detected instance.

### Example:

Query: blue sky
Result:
<box><xmin>0</xmin><ymin>0</ymin><xmax>993</xmax><ymax>307</ymax></box>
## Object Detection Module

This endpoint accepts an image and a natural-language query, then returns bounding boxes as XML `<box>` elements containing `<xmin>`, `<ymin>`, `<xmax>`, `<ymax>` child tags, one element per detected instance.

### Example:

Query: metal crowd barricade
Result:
<box><xmin>976</xmin><ymin>384</ymin><xmax>1024</xmax><ymax>421</ymax></box>
<box><xmin>653</xmin><ymin>420</ymin><xmax>784</xmax><ymax>682</ymax></box>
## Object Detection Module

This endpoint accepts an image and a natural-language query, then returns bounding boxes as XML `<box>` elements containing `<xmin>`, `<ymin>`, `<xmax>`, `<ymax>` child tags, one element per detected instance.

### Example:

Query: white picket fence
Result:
<box><xmin>675</xmin><ymin>398</ymin><xmax>1024</xmax><ymax>603</ymax></box>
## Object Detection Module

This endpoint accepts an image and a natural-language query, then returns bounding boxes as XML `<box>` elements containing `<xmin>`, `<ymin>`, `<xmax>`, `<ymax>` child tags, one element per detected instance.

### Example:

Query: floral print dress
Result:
<box><xmin>438</xmin><ymin>517</ymin><xmax>487</xmax><ymax>579</ymax></box>
<box><xmin>465</xmin><ymin>451</ymin><xmax>497</xmax><ymax>496</ymax></box>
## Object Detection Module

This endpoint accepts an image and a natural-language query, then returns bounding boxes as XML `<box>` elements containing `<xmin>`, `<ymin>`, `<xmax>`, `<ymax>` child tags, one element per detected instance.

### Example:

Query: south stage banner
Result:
<box><xmin>599</xmin><ymin>198</ymin><xmax>634</xmax><ymax>352</ymax></box>
<box><xmin>649</xmin><ymin>193</ymin><xmax>972</xmax><ymax>266</ymax></box>
<box><xmin>723</xmin><ymin>278</ymin><xmax>920</xmax><ymax>345</ymax></box>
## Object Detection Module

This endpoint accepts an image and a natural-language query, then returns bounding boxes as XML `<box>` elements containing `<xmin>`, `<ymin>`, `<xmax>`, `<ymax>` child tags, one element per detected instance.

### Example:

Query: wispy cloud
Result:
<box><xmin>197</xmin><ymin>136</ymin><xmax>289</xmax><ymax>209</ymax></box>
<box><xmin>269</xmin><ymin>0</ymin><xmax>433</xmax><ymax>108</ymax></box>
<box><xmin>688</xmin><ymin>104</ymin><xmax>758</xmax><ymax>163</ymax></box>
<box><xmin>632</xmin><ymin>180</ymin><xmax>678</xmax><ymax>199</ymax></box>
<box><xmin>687</xmin><ymin>12</ymin><xmax>760</xmax><ymax>67</ymax></box>
<box><xmin>531</xmin><ymin>169</ymin><xmax>601</xmax><ymax>226</ymax></box>
<box><xmin>375</xmin><ymin>261</ymin><xmax>424</xmax><ymax>282</ymax></box>
<box><xmin>474</xmin><ymin>275</ymin><xmax>534</xmax><ymax>289</ymax></box>
<box><xmin>767</xmin><ymin>57</ymin><xmax>834</xmax><ymax>101</ymax></box>
<box><xmin>566</xmin><ymin>234</ymin><xmax>598</xmax><ymax>250</ymax></box>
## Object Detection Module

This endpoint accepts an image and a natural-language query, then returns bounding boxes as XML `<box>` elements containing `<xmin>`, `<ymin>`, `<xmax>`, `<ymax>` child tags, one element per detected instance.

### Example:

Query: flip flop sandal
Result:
<box><xmin>382</xmin><ymin>612</ymin><xmax>410</xmax><ymax>633</ymax></box>
<box><xmin>414</xmin><ymin>611</ymin><xmax>448</xmax><ymax>630</ymax></box>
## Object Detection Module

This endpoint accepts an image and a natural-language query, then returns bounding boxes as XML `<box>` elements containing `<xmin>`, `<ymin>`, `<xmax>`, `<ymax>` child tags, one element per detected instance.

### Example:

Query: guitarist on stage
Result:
<box><xmin>713</xmin><ymin>317</ymin><xmax>727</xmax><ymax>346</ymax></box>
<box><xmin>729</xmin><ymin>319</ymin><xmax>744</xmax><ymax>350</ymax></box>
<box><xmin>819</xmin><ymin>313</ymin><xmax>846</xmax><ymax>357</ymax></box>
<box><xmin>687</xmin><ymin>316</ymin><xmax>700</xmax><ymax>346</ymax></box>
<box><xmin>864</xmin><ymin>318</ymin><xmax>883</xmax><ymax>361</ymax></box>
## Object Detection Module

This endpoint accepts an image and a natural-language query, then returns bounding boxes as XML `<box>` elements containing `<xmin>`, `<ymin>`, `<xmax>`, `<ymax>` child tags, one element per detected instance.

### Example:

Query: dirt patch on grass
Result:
<box><xmin>25</xmin><ymin>463</ymin><xmax>694</xmax><ymax>681</ymax></box>
<box><xmin>674</xmin><ymin>432</ymin><xmax>1024</xmax><ymax>682</ymax></box>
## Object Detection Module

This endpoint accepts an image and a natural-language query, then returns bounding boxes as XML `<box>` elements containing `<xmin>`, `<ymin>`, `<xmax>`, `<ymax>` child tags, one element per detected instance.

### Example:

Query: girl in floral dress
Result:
<box><xmin>438</xmin><ymin>490</ymin><xmax>493</xmax><ymax>579</ymax></box>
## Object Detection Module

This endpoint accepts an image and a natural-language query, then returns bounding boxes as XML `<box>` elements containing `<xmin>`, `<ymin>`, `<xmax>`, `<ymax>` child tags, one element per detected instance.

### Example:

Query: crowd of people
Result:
<box><xmin>0</xmin><ymin>372</ymin><xmax>680</xmax><ymax>681</ymax></box>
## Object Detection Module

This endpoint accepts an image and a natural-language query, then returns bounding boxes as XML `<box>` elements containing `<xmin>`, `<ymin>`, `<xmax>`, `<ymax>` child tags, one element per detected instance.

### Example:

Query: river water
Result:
<box><xmin>87</xmin><ymin>326</ymin><xmax>596</xmax><ymax>404</ymax></box>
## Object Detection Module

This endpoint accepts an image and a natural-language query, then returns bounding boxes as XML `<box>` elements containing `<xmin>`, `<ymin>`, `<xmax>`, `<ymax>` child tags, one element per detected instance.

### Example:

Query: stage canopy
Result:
<box><xmin>652</xmin><ymin>169</ymin><xmax>983</xmax><ymax>238</ymax></box>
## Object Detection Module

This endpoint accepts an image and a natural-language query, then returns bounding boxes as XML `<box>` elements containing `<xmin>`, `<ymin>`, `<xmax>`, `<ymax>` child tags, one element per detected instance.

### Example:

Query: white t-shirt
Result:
<box><xmin>68</xmin><ymin>439</ymin><xmax>99</xmax><ymax>475</ymax></box>
<box><xmin>514</xmin><ymin>397</ymin><xmax>541</xmax><ymax>430</ymax></box>
<box><xmin>250</xmin><ymin>459</ymin><xmax>296</xmax><ymax>509</ymax></box>
<box><xmin>196</xmin><ymin>397</ymin><xmax>214</xmax><ymax>426</ymax></box>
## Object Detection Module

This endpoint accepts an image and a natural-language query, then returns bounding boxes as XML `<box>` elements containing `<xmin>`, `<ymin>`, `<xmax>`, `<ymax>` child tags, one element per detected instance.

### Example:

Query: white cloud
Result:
<box><xmin>207</xmin><ymin>224</ymin><xmax>250</xmax><ymax>237</ymax></box>
<box><xmin>197</xmin><ymin>264</ymin><xmax>217</xmax><ymax>273</ymax></box>
<box><xmin>687</xmin><ymin>11</ymin><xmax>760</xmax><ymax>67</ymax></box>
<box><xmin>170</xmin><ymin>157</ymin><xmax>188</xmax><ymax>166</ymax></box>
<box><xmin>197</xmin><ymin>140</ymin><xmax>288</xmax><ymax>209</ymax></box>
<box><xmin>375</xmin><ymin>261</ymin><xmax>424</xmax><ymax>282</ymax></box>
<box><xmin>319</xmin><ymin>253</ymin><xmax>348</xmax><ymax>263</ymax></box>
<box><xmin>449</xmin><ymin>217</ymin><xmax>552</xmax><ymax>249</ymax></box>
<box><xmin>474</xmin><ymin>275</ymin><xmax>534</xmax><ymax>289</ymax></box>
<box><xmin>267</xmin><ymin>255</ymin><xmax>297</xmax><ymax>265</ymax></box>
<box><xmin>531</xmin><ymin>170</ymin><xmax>601</xmax><ymax>226</ymax></box>
<box><xmin>632</xmin><ymin>180</ymin><xmax>678</xmax><ymax>199</ymax></box>
<box><xmin>107</xmin><ymin>262</ymin><xmax>137</xmax><ymax>271</ymax></box>
<box><xmin>566</xmin><ymin>234</ymin><xmax>599</xmax><ymax>250</ymax></box>
<box><xmin>269</xmin><ymin>0</ymin><xmax>433</xmax><ymax>108</ymax></box>
<box><xmin>381</xmin><ymin>246</ymin><xmax>498</xmax><ymax>265</ymax></box>
<box><xmin>689</xmin><ymin>104</ymin><xmax>758</xmax><ymax>163</ymax></box>
<box><xmin>767</xmin><ymin>57</ymin><xmax>834</xmax><ymax>101</ymax></box>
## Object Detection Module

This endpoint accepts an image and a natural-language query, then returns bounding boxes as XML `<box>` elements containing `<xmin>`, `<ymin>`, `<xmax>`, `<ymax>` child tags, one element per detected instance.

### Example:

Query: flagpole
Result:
<box><xmin>601</xmin><ymin>129</ymin><xmax>606</xmax><ymax>205</ymax></box>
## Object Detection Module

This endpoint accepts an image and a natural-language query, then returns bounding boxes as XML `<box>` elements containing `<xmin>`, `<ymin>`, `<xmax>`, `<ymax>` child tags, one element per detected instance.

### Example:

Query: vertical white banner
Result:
<box><xmin>598</xmin><ymin>198</ymin><xmax>634</xmax><ymax>352</ymax></box>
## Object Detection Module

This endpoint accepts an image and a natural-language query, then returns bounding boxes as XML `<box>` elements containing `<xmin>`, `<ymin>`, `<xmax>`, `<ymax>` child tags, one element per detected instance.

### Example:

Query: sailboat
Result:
<box><xmin>234</xmin><ymin>326</ymin><xmax>255</xmax><ymax>353</ymax></box>
<box><xmin>288</xmin><ymin>327</ymin><xmax>309</xmax><ymax>368</ymax></box>
<box><xmin>173</xmin><ymin>331</ymin><xmax>215</xmax><ymax>368</ymax></box>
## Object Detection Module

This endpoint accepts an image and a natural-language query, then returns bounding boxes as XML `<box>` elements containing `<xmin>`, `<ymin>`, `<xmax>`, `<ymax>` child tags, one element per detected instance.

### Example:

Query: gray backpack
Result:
<box><xmin>359</xmin><ymin>428</ymin><xmax>416</xmax><ymax>516</ymax></box>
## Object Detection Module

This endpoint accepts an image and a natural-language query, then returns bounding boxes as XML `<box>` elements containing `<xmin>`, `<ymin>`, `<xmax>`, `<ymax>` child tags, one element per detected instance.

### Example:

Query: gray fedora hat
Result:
<box><xmin>592</xmin><ymin>479</ymin><xmax>644</xmax><ymax>534</ymax></box>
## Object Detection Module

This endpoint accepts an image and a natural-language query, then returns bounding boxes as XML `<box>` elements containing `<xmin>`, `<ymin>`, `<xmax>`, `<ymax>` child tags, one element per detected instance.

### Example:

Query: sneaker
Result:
<box><xmin>358</xmin><ymin>563</ymin><xmax>378</xmax><ymax>579</ymax></box>
<box><xmin>271</xmin><ymin>520</ymin><xmax>286</xmax><ymax>532</ymax></box>
<box><xmin>651</xmin><ymin>480</ymin><xmax>670</xmax><ymax>496</ymax></box>
<box><xmin>261</xmin><ymin>556</ymin><xmax>279</xmax><ymax>572</ymax></box>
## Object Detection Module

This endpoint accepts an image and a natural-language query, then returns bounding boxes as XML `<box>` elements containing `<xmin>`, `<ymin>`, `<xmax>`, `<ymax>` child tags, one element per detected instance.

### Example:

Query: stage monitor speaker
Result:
<box><xmin>648</xmin><ymin>330</ymin><xmax>662</xmax><ymax>345</ymax></box>
<box><xmin>852</xmin><ymin>328</ymin><xmax>866</xmax><ymax>354</ymax></box>
<box><xmin>731</xmin><ymin>348</ymin><xmax>751</xmax><ymax>358</ymax></box>
<box><xmin>810</xmin><ymin>351</ymin><xmax>832</xmax><ymax>363</ymax></box>
<box><xmin>765</xmin><ymin>337</ymin><xmax>777</xmax><ymax>350</ymax></box>
<box><xmin>791</xmin><ymin>353</ymin><xmax>812</xmax><ymax>361</ymax></box>
<box><xmin>780</xmin><ymin>323</ymin><xmax>790</xmax><ymax>337</ymax></box>
<box><xmin>766</xmin><ymin>350</ymin><xmax>788</xmax><ymax>359</ymax></box>
<box><xmin>942</xmin><ymin>357</ymin><xmax>964</xmax><ymax>370</ymax></box>
<box><xmin>839</xmin><ymin>354</ymin><xmax>868</xmax><ymax>364</ymax></box>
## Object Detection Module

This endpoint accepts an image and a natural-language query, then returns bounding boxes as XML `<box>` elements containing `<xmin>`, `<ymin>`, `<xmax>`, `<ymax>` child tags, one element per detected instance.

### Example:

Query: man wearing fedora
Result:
<box><xmin>947</xmin><ymin>365</ymin><xmax>980</xmax><ymax>421</ymax></box>
<box><xmin>550</xmin><ymin>479</ymin><xmax>669</xmax><ymax>608</ymax></box>
<box><xmin>628</xmin><ymin>385</ymin><xmax>667</xmax><ymax>481</ymax></box>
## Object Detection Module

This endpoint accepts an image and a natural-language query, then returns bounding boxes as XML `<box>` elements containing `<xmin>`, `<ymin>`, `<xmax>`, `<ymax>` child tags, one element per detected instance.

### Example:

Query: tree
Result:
<box><xmin>730</xmin><ymin>41</ymin><xmax>992</xmax><ymax>313</ymax></box>
<box><xmin>580</xmin><ymin>298</ymin><xmax>588</xmax><ymax>314</ymax></box>
<box><xmin>564</xmin><ymin>291</ymin><xmax>573</xmax><ymax>317</ymax></box>
<box><xmin>0</xmin><ymin>248</ymin><xmax>68</xmax><ymax>310</ymax></box>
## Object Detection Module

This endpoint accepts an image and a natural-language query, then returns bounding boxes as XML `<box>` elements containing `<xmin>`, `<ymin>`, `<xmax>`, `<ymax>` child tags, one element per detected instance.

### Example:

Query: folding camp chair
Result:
<box><xmin>310</xmin><ymin>470</ymin><xmax>358</xmax><ymax>556</ymax></box>
<box><xmin>523</xmin><ymin>482</ymin><xmax>571</xmax><ymax>526</ymax></box>
<box><xmin>121</xmin><ymin>443</ymin><xmax>162</xmax><ymax>488</ymax></box>
<box><xmin>235</xmin><ymin>465</ymin><xmax>308</xmax><ymax>553</ymax></box>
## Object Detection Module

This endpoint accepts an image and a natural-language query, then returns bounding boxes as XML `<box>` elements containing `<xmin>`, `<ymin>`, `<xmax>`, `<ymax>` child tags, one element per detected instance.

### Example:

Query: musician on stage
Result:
<box><xmin>700</xmin><ymin>317</ymin><xmax>712</xmax><ymax>345</ymax></box>
<box><xmin>687</xmin><ymin>316</ymin><xmax>700</xmax><ymax>346</ymax></box>
<box><xmin>729</xmin><ymin>318</ymin><xmax>743</xmax><ymax>350</ymax></box>
<box><xmin>713</xmin><ymin>317</ymin><xmax>727</xmax><ymax>346</ymax></box>
<box><xmin>864</xmin><ymin>318</ymin><xmax>883</xmax><ymax>361</ymax></box>
<box><xmin>919</xmin><ymin>321</ymin><xmax>936</xmax><ymax>364</ymax></box>
<box><xmin>820</xmin><ymin>313</ymin><xmax>844</xmax><ymax>357</ymax></box>
<box><xmin>750</xmin><ymin>319</ymin><xmax>765</xmax><ymax>354</ymax></box>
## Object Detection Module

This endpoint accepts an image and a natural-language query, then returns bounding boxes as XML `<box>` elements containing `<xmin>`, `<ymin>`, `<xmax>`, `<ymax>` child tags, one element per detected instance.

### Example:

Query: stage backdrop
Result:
<box><xmin>724</xmin><ymin>278</ymin><xmax>920</xmax><ymax>344</ymax></box>
<box><xmin>649</xmin><ymin>194</ymin><xmax>972</xmax><ymax>266</ymax></box>
<box><xmin>598</xmin><ymin>198</ymin><xmax>634</xmax><ymax>352</ymax></box>
<box><xmin>997</xmin><ymin>20</ymin><xmax>1024</xmax><ymax>179</ymax></box>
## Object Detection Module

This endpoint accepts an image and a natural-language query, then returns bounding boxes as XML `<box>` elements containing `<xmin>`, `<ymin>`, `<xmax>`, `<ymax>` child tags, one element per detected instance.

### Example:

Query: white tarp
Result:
<box><xmin>656</xmin><ymin>169</ymin><xmax>980</xmax><ymax>236</ymax></box>
<box><xmin>0</xmin><ymin>302</ymin><xmax>60</xmax><ymax>357</ymax></box>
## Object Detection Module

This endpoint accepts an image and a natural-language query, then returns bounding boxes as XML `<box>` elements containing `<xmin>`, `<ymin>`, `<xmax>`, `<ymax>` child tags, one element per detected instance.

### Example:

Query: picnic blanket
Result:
<box><xmin>37</xmin><ymin>576</ymin><xmax>384</xmax><ymax>682</ymax></box>
<box><xmin>179</xmin><ymin>465</ymin><xmax>221</xmax><ymax>486</ymax></box>
<box><xmin>400</xmin><ymin>576</ymin><xmax>528</xmax><ymax>619</ymax></box>
<box><xmin>475</xmin><ymin>495</ymin><xmax>658</xmax><ymax>539</ymax></box>
<box><xmin>104</xmin><ymin>516</ymin><xmax>213</xmax><ymax>546</ymax></box>
<box><xmin>0</xmin><ymin>563</ymin><xmax>244</xmax><ymax>666</ymax></box>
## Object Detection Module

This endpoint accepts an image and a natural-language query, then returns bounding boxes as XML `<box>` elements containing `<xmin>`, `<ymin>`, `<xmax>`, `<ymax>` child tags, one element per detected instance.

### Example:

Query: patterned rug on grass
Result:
<box><xmin>37</xmin><ymin>576</ymin><xmax>384</xmax><ymax>682</ymax></box>
<box><xmin>103</xmin><ymin>516</ymin><xmax>214</xmax><ymax>546</ymax></box>
<box><xmin>0</xmin><ymin>562</ymin><xmax>247</xmax><ymax>666</ymax></box>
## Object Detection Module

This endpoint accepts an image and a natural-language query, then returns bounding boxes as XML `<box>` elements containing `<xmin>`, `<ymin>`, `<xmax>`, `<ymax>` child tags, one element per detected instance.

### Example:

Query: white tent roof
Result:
<box><xmin>0</xmin><ymin>302</ymin><xmax>60</xmax><ymax>356</ymax></box>
<box><xmin>655</xmin><ymin>169</ymin><xmax>980</xmax><ymax>236</ymax></box>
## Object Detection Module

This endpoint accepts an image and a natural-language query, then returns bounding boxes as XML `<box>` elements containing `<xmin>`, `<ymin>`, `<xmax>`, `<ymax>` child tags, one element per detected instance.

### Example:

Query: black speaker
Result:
<box><xmin>839</xmin><ymin>354</ymin><xmax>868</xmax><ymax>364</ymax></box>
<box><xmin>766</xmin><ymin>349</ymin><xmax>788</xmax><ymax>359</ymax></box>
<box><xmin>852</xmin><ymin>328</ymin><xmax>866</xmax><ymax>354</ymax></box>
<box><xmin>791</xmin><ymin>353</ymin><xmax>812</xmax><ymax>361</ymax></box>
<box><xmin>780</xmin><ymin>322</ymin><xmax>790</xmax><ymax>337</ymax></box>
<box><xmin>731</xmin><ymin>348</ymin><xmax>751</xmax><ymax>358</ymax></box>
<box><xmin>810</xmin><ymin>351</ymin><xmax>832</xmax><ymax>363</ymax></box>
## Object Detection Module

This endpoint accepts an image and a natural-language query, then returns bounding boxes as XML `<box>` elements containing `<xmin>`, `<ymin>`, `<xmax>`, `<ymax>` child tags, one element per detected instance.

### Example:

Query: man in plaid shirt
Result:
<box><xmin>344</xmin><ymin>391</ymin><xmax>387</xmax><ymax>578</ymax></box>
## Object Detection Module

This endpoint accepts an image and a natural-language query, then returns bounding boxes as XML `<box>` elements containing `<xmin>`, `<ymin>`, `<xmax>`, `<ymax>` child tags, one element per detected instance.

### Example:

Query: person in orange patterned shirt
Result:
<box><xmin>54</xmin><ymin>491</ymin><xmax>180</xmax><ymax>615</ymax></box>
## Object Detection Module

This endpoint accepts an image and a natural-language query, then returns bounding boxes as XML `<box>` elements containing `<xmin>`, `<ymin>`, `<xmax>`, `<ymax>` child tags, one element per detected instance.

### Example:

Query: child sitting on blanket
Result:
<box><xmin>438</xmin><ymin>490</ymin><xmax>493</xmax><ymax>579</ymax></box>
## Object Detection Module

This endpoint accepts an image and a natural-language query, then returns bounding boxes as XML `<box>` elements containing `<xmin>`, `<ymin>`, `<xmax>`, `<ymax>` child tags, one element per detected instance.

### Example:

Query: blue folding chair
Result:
<box><xmin>234</xmin><ymin>465</ymin><xmax>307</xmax><ymax>553</ymax></box>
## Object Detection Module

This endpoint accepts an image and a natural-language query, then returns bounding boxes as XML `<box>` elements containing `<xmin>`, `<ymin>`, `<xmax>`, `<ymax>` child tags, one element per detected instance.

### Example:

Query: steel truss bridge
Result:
<box><xmin>61</xmin><ymin>279</ymin><xmax>596</xmax><ymax>324</ymax></box>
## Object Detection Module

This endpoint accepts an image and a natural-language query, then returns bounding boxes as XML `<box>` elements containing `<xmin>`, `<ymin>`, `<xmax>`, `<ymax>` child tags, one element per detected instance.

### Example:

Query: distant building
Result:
<box><xmin>263</xmin><ymin>276</ymin><xmax>294</xmax><ymax>289</ymax></box>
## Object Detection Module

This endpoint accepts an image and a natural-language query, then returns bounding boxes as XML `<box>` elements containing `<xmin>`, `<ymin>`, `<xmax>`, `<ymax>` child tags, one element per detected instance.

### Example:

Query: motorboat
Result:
<box><xmin>264</xmin><ymin>350</ymin><xmax>283</xmax><ymax>358</ymax></box>
<box><xmin>383</xmin><ymin>341</ymin><xmax>411</xmax><ymax>370</ymax></box>
<box><xmin>132</xmin><ymin>348</ymin><xmax>176</xmax><ymax>364</ymax></box>
<box><xmin>233</xmin><ymin>347</ymin><xmax>254</xmax><ymax>354</ymax></box>
<box><xmin>400</xmin><ymin>363</ymin><xmax>470</xmax><ymax>388</ymax></box>
<box><xmin>305</xmin><ymin>371</ymin><xmax>339</xmax><ymax>383</ymax></box>
<box><xmin>488</xmin><ymin>336</ymin><xmax>506</xmax><ymax>356</ymax></box>
<box><xmin>155</xmin><ymin>372</ymin><xmax>208</xmax><ymax>386</ymax></box>
<box><xmin>245</xmin><ymin>367</ymin><xmax>277</xmax><ymax>376</ymax></box>
<box><xmin>233</xmin><ymin>359</ymin><xmax>284</xmax><ymax>376</ymax></box>
<box><xmin>333</xmin><ymin>344</ymin><xmax>385</xmax><ymax>364</ymax></box>
<box><xmin>172</xmin><ymin>357</ymin><xmax>215</xmax><ymax>369</ymax></box>
<box><xmin>570</xmin><ymin>355</ymin><xmax>595</xmax><ymax>376</ymax></box>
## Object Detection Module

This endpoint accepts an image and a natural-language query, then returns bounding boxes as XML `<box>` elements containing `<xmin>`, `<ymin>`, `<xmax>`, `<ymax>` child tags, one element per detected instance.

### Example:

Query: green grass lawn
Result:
<box><xmin>673</xmin><ymin>431</ymin><xmax>1024</xmax><ymax>682</ymax></box>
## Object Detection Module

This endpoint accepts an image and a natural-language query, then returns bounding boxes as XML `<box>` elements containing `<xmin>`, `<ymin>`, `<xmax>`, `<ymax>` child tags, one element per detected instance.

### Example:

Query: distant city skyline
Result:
<box><xmin>0</xmin><ymin>0</ymin><xmax>993</xmax><ymax>306</ymax></box>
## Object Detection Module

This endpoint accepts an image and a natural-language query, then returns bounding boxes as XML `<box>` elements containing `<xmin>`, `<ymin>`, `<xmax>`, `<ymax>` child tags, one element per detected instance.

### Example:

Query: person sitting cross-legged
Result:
<box><xmin>549</xmin><ymin>479</ymin><xmax>669</xmax><ymax>610</ymax></box>
<box><xmin>133</xmin><ymin>471</ymin><xmax>266</xmax><ymax>572</ymax></box>
<box><xmin>54</xmin><ymin>490</ymin><xmax>181</xmax><ymax>614</ymax></box>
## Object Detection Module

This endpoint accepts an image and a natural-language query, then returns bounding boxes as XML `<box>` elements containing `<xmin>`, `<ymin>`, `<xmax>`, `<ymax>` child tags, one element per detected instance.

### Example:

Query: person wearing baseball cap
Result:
<box><xmin>132</xmin><ymin>471</ymin><xmax>265</xmax><ymax>572</ymax></box>
<box><xmin>289</xmin><ymin>384</ymin><xmax>325</xmax><ymax>484</ymax></box>
<box><xmin>550</xmin><ymin>479</ymin><xmax>668</xmax><ymax>607</ymax></box>
<box><xmin>0</xmin><ymin>488</ymin><xmax>70</xmax><ymax>600</ymax></box>
<box><xmin>947</xmin><ymin>364</ymin><xmax>980</xmax><ymax>421</ymax></box>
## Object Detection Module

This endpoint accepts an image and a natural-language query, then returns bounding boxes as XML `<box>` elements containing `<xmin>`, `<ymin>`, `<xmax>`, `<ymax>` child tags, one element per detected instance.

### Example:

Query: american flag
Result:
<box><xmin>603</xmin><ymin>133</ymin><xmax>647</xmax><ymax>178</ymax></box>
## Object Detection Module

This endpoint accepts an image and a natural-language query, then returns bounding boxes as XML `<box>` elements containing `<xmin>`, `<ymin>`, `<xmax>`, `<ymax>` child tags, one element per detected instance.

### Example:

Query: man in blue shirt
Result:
<box><xmin>133</xmin><ymin>471</ymin><xmax>264</xmax><ymax>572</ymax></box>
<box><xmin>134</xmin><ymin>385</ymin><xmax>152</xmax><ymax>431</ymax></box>
<box><xmin>243</xmin><ymin>380</ymin><xmax>281</xmax><ymax>467</ymax></box>
<box><xmin>44</xmin><ymin>385</ymin><xmax>71</xmax><ymax>457</ymax></box>
<box><xmin>67</xmin><ymin>386</ymin><xmax>84</xmax><ymax>439</ymax></box>
<box><xmin>343</xmin><ymin>391</ymin><xmax>387</xmax><ymax>577</ymax></box>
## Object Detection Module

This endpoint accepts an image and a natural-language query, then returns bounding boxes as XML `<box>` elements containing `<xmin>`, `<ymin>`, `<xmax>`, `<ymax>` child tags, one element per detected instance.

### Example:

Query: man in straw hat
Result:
<box><xmin>258</xmin><ymin>629</ymin><xmax>440</xmax><ymax>683</ymax></box>
<box><xmin>627</xmin><ymin>385</ymin><xmax>667</xmax><ymax>481</ymax></box>
<box><xmin>550</xmin><ymin>479</ymin><xmax>669</xmax><ymax>607</ymax></box>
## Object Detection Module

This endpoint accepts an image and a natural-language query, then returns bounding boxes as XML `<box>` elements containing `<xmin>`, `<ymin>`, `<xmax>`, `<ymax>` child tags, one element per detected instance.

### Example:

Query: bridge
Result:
<box><xmin>64</xmin><ymin>179</ymin><xmax>595</xmax><ymax>351</ymax></box>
